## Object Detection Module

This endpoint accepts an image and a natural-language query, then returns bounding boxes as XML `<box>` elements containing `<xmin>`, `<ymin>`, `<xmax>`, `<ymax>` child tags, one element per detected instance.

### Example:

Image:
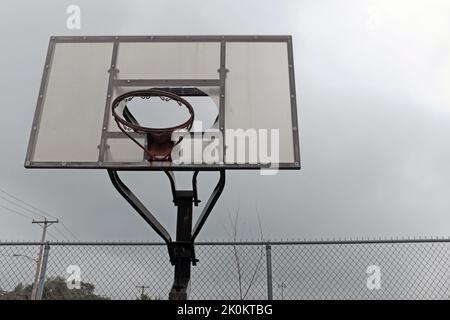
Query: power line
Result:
<box><xmin>0</xmin><ymin>194</ymin><xmax>72</xmax><ymax>240</ymax></box>
<box><xmin>51</xmin><ymin>226</ymin><xmax>71</xmax><ymax>241</ymax></box>
<box><xmin>0</xmin><ymin>205</ymin><xmax>60</xmax><ymax>243</ymax></box>
<box><xmin>0</xmin><ymin>187</ymin><xmax>53</xmax><ymax>219</ymax></box>
<box><xmin>46</xmin><ymin>231</ymin><xmax>57</xmax><ymax>240</ymax></box>
<box><xmin>0</xmin><ymin>204</ymin><xmax>64</xmax><ymax>242</ymax></box>
<box><xmin>59</xmin><ymin>222</ymin><xmax>80</xmax><ymax>241</ymax></box>
<box><xmin>0</xmin><ymin>194</ymin><xmax>44</xmax><ymax>219</ymax></box>
<box><xmin>0</xmin><ymin>187</ymin><xmax>79</xmax><ymax>241</ymax></box>
<box><xmin>0</xmin><ymin>205</ymin><xmax>35</xmax><ymax>220</ymax></box>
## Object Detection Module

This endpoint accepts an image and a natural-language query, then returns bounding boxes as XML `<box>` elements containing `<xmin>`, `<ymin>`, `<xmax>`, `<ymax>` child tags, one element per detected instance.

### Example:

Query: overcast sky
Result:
<box><xmin>0</xmin><ymin>0</ymin><xmax>449</xmax><ymax>242</ymax></box>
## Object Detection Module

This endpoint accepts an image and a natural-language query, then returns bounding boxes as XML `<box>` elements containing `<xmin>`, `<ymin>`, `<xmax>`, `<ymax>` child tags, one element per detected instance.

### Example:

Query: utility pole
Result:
<box><xmin>136</xmin><ymin>285</ymin><xmax>150</xmax><ymax>299</ymax></box>
<box><xmin>30</xmin><ymin>218</ymin><xmax>58</xmax><ymax>300</ymax></box>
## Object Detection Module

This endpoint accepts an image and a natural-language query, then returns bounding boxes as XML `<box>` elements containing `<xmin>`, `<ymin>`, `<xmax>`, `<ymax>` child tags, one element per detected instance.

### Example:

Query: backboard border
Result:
<box><xmin>25</xmin><ymin>35</ymin><xmax>300</xmax><ymax>171</ymax></box>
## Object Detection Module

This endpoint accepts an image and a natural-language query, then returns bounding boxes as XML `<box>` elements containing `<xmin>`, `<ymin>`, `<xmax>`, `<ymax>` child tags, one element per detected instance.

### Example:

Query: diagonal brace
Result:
<box><xmin>191</xmin><ymin>170</ymin><xmax>226</xmax><ymax>241</ymax></box>
<box><xmin>107</xmin><ymin>169</ymin><xmax>172</xmax><ymax>244</ymax></box>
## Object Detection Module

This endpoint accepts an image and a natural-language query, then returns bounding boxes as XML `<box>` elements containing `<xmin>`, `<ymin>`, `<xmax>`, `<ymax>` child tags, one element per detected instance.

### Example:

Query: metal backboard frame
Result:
<box><xmin>25</xmin><ymin>35</ymin><xmax>300</xmax><ymax>171</ymax></box>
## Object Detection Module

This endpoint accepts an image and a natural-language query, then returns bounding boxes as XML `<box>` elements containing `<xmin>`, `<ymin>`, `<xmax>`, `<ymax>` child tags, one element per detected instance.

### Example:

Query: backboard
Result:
<box><xmin>25</xmin><ymin>36</ymin><xmax>300</xmax><ymax>170</ymax></box>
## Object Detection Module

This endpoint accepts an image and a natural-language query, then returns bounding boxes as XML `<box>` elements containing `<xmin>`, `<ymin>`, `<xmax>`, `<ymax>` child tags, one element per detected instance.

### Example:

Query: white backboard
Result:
<box><xmin>25</xmin><ymin>36</ymin><xmax>300</xmax><ymax>170</ymax></box>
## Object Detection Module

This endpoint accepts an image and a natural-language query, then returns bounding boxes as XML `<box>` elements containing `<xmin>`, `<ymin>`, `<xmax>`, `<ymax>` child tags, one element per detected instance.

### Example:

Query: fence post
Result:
<box><xmin>36</xmin><ymin>242</ymin><xmax>51</xmax><ymax>300</ymax></box>
<box><xmin>266</xmin><ymin>244</ymin><xmax>273</xmax><ymax>300</ymax></box>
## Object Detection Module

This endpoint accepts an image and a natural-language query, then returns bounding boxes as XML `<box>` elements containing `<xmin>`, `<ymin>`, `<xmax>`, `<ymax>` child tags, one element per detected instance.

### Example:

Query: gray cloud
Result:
<box><xmin>0</xmin><ymin>0</ymin><xmax>449</xmax><ymax>242</ymax></box>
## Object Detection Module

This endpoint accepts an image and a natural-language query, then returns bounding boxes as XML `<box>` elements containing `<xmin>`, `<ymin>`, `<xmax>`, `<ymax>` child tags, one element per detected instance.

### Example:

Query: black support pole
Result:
<box><xmin>169</xmin><ymin>191</ymin><xmax>195</xmax><ymax>300</ymax></box>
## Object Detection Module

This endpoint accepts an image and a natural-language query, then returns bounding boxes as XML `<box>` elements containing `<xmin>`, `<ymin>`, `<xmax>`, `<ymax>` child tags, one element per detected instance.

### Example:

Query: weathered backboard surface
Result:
<box><xmin>25</xmin><ymin>36</ymin><xmax>300</xmax><ymax>170</ymax></box>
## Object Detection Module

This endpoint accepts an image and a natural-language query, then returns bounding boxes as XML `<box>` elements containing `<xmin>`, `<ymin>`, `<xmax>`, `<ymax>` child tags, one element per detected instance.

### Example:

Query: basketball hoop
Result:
<box><xmin>111</xmin><ymin>89</ymin><xmax>195</xmax><ymax>161</ymax></box>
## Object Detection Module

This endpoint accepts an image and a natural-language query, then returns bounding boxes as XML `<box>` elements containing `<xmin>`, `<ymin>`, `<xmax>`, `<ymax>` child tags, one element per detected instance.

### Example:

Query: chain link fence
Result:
<box><xmin>0</xmin><ymin>239</ymin><xmax>449</xmax><ymax>300</ymax></box>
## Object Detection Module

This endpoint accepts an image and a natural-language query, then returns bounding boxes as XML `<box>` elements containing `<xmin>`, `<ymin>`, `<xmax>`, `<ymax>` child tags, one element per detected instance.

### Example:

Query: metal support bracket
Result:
<box><xmin>107</xmin><ymin>169</ymin><xmax>226</xmax><ymax>300</ymax></box>
<box><xmin>165</xmin><ymin>170</ymin><xmax>201</xmax><ymax>207</ymax></box>
<box><xmin>191</xmin><ymin>170</ymin><xmax>226</xmax><ymax>241</ymax></box>
<box><xmin>107</xmin><ymin>170</ymin><xmax>172</xmax><ymax>244</ymax></box>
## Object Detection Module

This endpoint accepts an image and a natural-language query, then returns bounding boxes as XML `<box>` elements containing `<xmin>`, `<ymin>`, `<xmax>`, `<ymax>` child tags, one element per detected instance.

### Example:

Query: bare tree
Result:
<box><xmin>225</xmin><ymin>206</ymin><xmax>265</xmax><ymax>300</ymax></box>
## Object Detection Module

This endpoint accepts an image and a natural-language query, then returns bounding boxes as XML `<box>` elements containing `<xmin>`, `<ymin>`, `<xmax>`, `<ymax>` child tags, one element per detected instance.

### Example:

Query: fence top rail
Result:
<box><xmin>0</xmin><ymin>237</ymin><xmax>449</xmax><ymax>246</ymax></box>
